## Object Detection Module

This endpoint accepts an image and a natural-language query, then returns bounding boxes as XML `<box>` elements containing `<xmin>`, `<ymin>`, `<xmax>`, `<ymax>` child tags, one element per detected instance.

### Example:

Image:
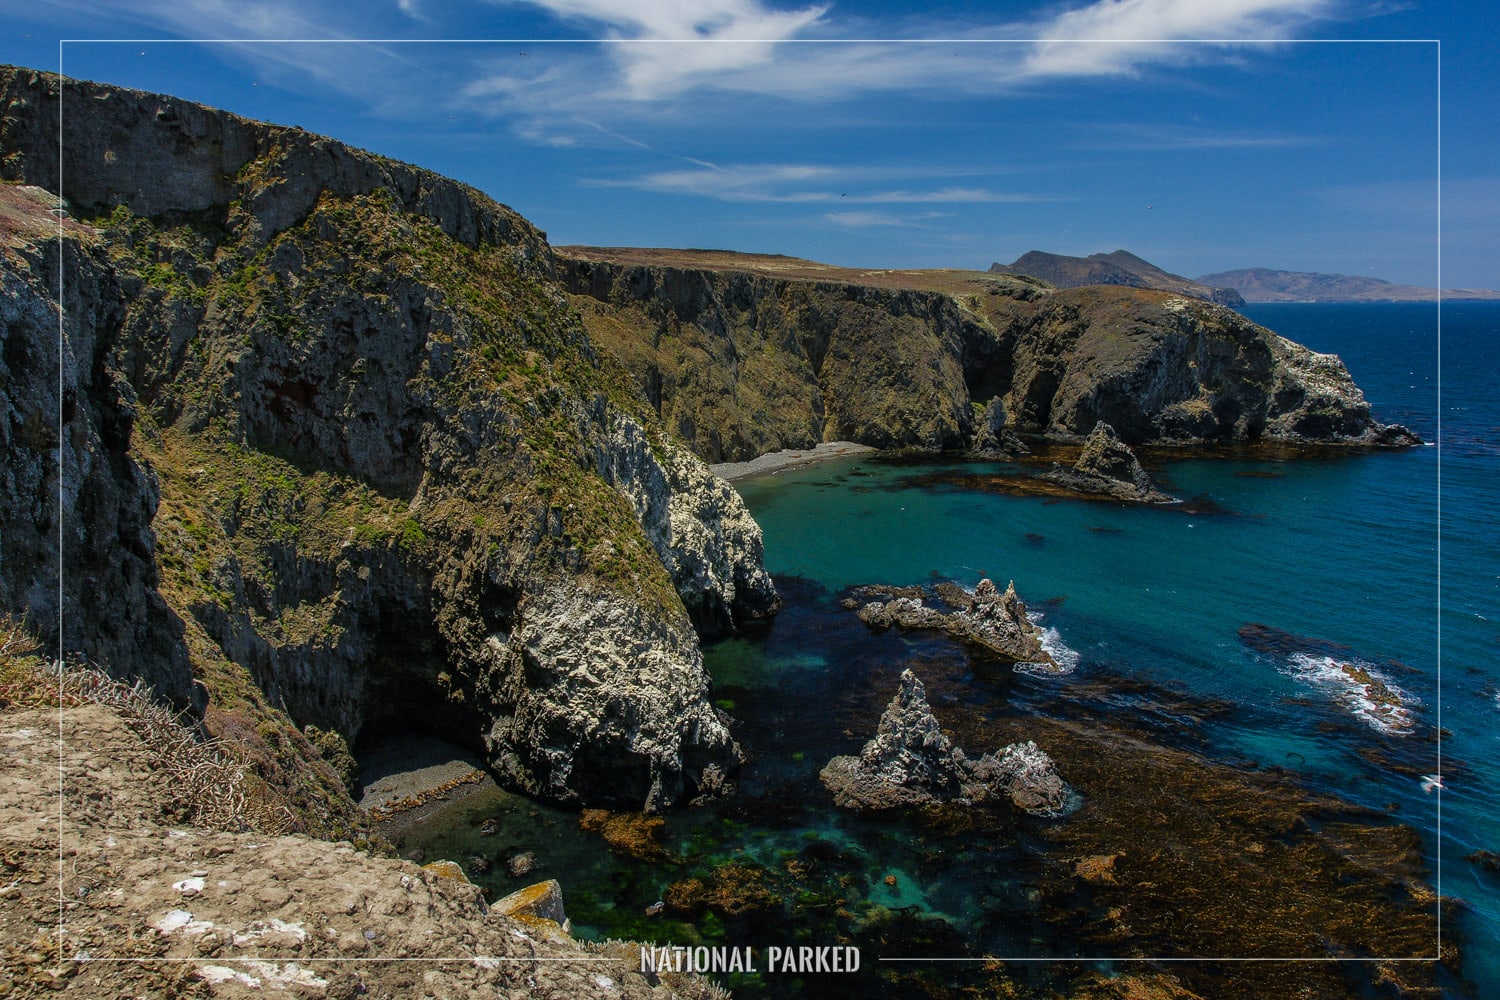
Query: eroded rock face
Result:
<box><xmin>1041</xmin><ymin>420</ymin><xmax>1176</xmax><ymax>502</ymax></box>
<box><xmin>819</xmin><ymin>670</ymin><xmax>1069</xmax><ymax>814</ymax></box>
<box><xmin>0</xmin><ymin>187</ymin><xmax>193</xmax><ymax>707</ymax></box>
<box><xmin>589</xmin><ymin>407</ymin><xmax>778</xmax><ymax>640</ymax></box>
<box><xmin>0</xmin><ymin>69</ymin><xmax>773</xmax><ymax>812</ymax></box>
<box><xmin>480</xmin><ymin>583</ymin><xmax>742</xmax><ymax>810</ymax></box>
<box><xmin>559</xmin><ymin>254</ymin><xmax>1419</xmax><ymax>461</ymax></box>
<box><xmin>853</xmin><ymin>578</ymin><xmax>1054</xmax><ymax>667</ymax></box>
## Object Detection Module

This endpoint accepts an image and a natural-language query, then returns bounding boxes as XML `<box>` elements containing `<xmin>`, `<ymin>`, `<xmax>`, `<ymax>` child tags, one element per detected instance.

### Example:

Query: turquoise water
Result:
<box><xmin>730</xmin><ymin>301</ymin><xmax>1498</xmax><ymax>993</ymax></box>
<box><xmin>400</xmin><ymin>302</ymin><xmax>1497</xmax><ymax>996</ymax></box>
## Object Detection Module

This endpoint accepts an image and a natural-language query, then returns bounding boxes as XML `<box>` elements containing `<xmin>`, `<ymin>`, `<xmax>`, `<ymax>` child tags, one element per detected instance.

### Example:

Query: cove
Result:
<box><xmin>392</xmin><ymin>304</ymin><xmax>1498</xmax><ymax>998</ymax></box>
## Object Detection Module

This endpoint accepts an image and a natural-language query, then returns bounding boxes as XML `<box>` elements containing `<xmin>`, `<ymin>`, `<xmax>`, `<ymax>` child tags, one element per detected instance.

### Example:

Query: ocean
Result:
<box><xmin>399</xmin><ymin>301</ymin><xmax>1498</xmax><ymax>998</ymax></box>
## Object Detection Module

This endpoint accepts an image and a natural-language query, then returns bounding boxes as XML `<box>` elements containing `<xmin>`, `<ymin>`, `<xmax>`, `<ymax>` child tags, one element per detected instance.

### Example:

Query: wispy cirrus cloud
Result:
<box><xmin>470</xmin><ymin>0</ymin><xmax>1336</xmax><ymax>108</ymax></box>
<box><xmin>822</xmin><ymin>209</ymin><xmax>954</xmax><ymax>228</ymax></box>
<box><xmin>586</xmin><ymin>162</ymin><xmax>1051</xmax><ymax>206</ymax></box>
<box><xmin>485</xmin><ymin>0</ymin><xmax>828</xmax><ymax>99</ymax></box>
<box><xmin>35</xmin><ymin>0</ymin><xmax>1347</xmax><ymax>162</ymax></box>
<box><xmin>1021</xmin><ymin>0</ymin><xmax>1333</xmax><ymax>78</ymax></box>
<box><xmin>1075</xmin><ymin>122</ymin><xmax>1321</xmax><ymax>152</ymax></box>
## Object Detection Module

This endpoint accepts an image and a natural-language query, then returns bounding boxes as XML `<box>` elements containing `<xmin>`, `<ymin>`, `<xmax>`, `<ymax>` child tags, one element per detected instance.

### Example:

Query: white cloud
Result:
<box><xmin>491</xmin><ymin>0</ymin><xmax>829</xmax><ymax>99</ymax></box>
<box><xmin>587</xmin><ymin>162</ymin><xmax>1048</xmax><ymax>205</ymax></box>
<box><xmin>1021</xmin><ymin>0</ymin><xmax>1331</xmax><ymax>78</ymax></box>
<box><xmin>1076</xmin><ymin>122</ymin><xmax>1318</xmax><ymax>152</ymax></box>
<box><xmin>467</xmin><ymin>0</ymin><xmax>1335</xmax><ymax>108</ymax></box>
<box><xmin>823</xmin><ymin>210</ymin><xmax>910</xmax><ymax>227</ymax></box>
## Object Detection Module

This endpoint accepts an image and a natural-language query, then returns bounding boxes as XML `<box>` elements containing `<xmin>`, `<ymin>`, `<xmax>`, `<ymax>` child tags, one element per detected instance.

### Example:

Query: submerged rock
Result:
<box><xmin>1041</xmin><ymin>421</ymin><xmax>1176</xmax><ymax>502</ymax></box>
<box><xmin>853</xmin><ymin>578</ymin><xmax>1055</xmax><ymax>667</ymax></box>
<box><xmin>820</xmin><ymin>670</ymin><xmax>1070</xmax><ymax>814</ymax></box>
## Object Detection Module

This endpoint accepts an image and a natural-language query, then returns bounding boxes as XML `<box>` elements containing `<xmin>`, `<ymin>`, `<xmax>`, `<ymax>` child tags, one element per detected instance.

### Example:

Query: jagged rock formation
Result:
<box><xmin>559</xmin><ymin>248</ymin><xmax>1418</xmax><ymax>461</ymax></box>
<box><xmin>0</xmin><ymin>67</ymin><xmax>777</xmax><ymax>815</ymax></box>
<box><xmin>819</xmin><ymin>670</ymin><xmax>1069</xmax><ymax>814</ymax></box>
<box><xmin>850</xmin><ymin>578</ymin><xmax>1056</xmax><ymax>668</ymax></box>
<box><xmin>1042</xmin><ymin>420</ymin><xmax>1176</xmax><ymax>502</ymax></box>
<box><xmin>992</xmin><ymin>249</ymin><xmax>1246</xmax><ymax>307</ymax></box>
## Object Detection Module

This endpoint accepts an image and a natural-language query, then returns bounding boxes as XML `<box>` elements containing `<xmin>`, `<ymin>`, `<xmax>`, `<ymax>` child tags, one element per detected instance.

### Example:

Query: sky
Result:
<box><xmin>0</xmin><ymin>1</ymin><xmax>1494</xmax><ymax>288</ymax></box>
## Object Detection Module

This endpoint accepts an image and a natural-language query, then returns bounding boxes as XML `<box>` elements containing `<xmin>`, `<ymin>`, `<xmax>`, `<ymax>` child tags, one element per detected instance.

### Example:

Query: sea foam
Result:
<box><xmin>1282</xmin><ymin>653</ymin><xmax>1417</xmax><ymax>735</ymax></box>
<box><xmin>1016</xmin><ymin>614</ymin><xmax>1080</xmax><ymax>677</ymax></box>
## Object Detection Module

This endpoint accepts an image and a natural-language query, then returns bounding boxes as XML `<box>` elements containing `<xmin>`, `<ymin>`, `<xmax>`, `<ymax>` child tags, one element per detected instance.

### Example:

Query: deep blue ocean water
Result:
<box><xmin>401</xmin><ymin>301</ymin><xmax>1497</xmax><ymax>997</ymax></box>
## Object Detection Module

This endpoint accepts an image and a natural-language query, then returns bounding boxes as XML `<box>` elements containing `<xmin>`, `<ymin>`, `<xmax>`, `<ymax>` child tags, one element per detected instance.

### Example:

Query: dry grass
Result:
<box><xmin>1</xmin><ymin>614</ymin><xmax>292</xmax><ymax>835</ymax></box>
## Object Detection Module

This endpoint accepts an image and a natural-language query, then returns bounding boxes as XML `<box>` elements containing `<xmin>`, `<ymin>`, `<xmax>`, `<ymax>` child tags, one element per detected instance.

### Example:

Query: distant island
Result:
<box><xmin>988</xmin><ymin>251</ymin><xmax>1500</xmax><ymax>304</ymax></box>
<box><xmin>1195</xmin><ymin>267</ymin><xmax>1500</xmax><ymax>303</ymax></box>
<box><xmin>990</xmin><ymin>249</ymin><xmax>1245</xmax><ymax>307</ymax></box>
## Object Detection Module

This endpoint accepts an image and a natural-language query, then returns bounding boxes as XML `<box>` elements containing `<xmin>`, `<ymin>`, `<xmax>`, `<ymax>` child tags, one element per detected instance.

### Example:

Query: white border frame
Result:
<box><xmin>50</xmin><ymin>34</ymin><xmax>1444</xmax><ymax>973</ymax></box>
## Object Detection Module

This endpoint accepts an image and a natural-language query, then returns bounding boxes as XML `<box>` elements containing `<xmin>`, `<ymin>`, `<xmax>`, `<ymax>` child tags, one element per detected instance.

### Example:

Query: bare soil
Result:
<box><xmin>0</xmin><ymin>704</ymin><xmax>722</xmax><ymax>999</ymax></box>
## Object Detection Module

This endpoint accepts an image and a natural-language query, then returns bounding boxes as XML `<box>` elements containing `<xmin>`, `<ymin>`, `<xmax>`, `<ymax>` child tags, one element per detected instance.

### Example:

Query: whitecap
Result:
<box><xmin>1281</xmin><ymin>653</ymin><xmax>1417</xmax><ymax>735</ymax></box>
<box><xmin>1016</xmin><ymin>615</ymin><xmax>1079</xmax><ymax>677</ymax></box>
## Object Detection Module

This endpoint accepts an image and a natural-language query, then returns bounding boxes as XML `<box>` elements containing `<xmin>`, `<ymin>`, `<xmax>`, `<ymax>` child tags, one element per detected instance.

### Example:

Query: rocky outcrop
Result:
<box><xmin>588</xmin><ymin>406</ymin><xmax>779</xmax><ymax>639</ymax></box>
<box><xmin>0</xmin><ymin>702</ymin><xmax>725</xmax><ymax>1000</ymax></box>
<box><xmin>0</xmin><ymin>68</ymin><xmax>777</xmax><ymax>813</ymax></box>
<box><xmin>480</xmin><ymin>583</ymin><xmax>742</xmax><ymax>809</ymax></box>
<box><xmin>970</xmin><ymin>397</ymin><xmax>1030</xmax><ymax>458</ymax></box>
<box><xmin>850</xmin><ymin>578</ymin><xmax>1056</xmax><ymax>668</ymax></box>
<box><xmin>1041</xmin><ymin>420</ymin><xmax>1176</xmax><ymax>502</ymax></box>
<box><xmin>559</xmin><ymin>250</ymin><xmax>1418</xmax><ymax>459</ymax></box>
<box><xmin>1002</xmin><ymin>290</ymin><xmax>1420</xmax><ymax>446</ymax></box>
<box><xmin>819</xmin><ymin>670</ymin><xmax>1069</xmax><ymax>814</ymax></box>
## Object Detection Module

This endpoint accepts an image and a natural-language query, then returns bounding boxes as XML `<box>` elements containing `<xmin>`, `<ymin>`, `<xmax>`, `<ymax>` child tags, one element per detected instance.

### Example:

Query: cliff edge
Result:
<box><xmin>0</xmin><ymin>67</ymin><xmax>777</xmax><ymax>817</ymax></box>
<box><xmin>0</xmin><ymin>686</ymin><xmax>722</xmax><ymax>999</ymax></box>
<box><xmin>558</xmin><ymin>248</ymin><xmax>1417</xmax><ymax>462</ymax></box>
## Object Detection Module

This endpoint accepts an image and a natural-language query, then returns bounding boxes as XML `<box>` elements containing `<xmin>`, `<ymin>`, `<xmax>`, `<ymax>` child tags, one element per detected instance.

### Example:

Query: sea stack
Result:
<box><xmin>1042</xmin><ymin>421</ymin><xmax>1176</xmax><ymax>502</ymax></box>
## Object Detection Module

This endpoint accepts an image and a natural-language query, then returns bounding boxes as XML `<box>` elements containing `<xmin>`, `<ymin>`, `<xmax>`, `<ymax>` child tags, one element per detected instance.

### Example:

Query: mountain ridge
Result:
<box><xmin>1197</xmin><ymin>266</ymin><xmax>1500</xmax><ymax>302</ymax></box>
<box><xmin>990</xmin><ymin>248</ymin><xmax>1246</xmax><ymax>307</ymax></box>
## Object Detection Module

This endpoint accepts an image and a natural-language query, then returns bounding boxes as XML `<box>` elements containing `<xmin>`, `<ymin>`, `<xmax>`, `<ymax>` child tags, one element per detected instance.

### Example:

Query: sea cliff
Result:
<box><xmin>1</xmin><ymin>67</ymin><xmax>1413</xmax><ymax>829</ymax></box>
<box><xmin>1</xmin><ymin>67</ymin><xmax>774</xmax><ymax>821</ymax></box>
<box><xmin>558</xmin><ymin>247</ymin><xmax>1417</xmax><ymax>461</ymax></box>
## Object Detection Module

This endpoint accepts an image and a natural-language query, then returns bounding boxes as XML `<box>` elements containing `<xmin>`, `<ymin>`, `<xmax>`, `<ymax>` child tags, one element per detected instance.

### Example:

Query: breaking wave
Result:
<box><xmin>1017</xmin><ymin>614</ymin><xmax>1080</xmax><ymax>677</ymax></box>
<box><xmin>1282</xmin><ymin>652</ymin><xmax>1418</xmax><ymax>735</ymax></box>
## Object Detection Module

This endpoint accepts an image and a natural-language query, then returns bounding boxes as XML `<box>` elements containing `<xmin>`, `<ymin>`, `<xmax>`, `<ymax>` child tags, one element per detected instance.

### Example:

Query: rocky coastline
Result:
<box><xmin>559</xmin><ymin>247</ymin><xmax>1421</xmax><ymax>461</ymax></box>
<box><xmin>0</xmin><ymin>67</ymin><xmax>1422</xmax><ymax>831</ymax></box>
<box><xmin>846</xmin><ymin>578</ymin><xmax>1058</xmax><ymax>668</ymax></box>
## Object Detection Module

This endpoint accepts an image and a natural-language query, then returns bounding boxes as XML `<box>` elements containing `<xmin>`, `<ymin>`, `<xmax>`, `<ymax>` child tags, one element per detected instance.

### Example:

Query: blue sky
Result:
<box><xmin>2</xmin><ymin>1</ymin><xmax>1493</xmax><ymax>288</ymax></box>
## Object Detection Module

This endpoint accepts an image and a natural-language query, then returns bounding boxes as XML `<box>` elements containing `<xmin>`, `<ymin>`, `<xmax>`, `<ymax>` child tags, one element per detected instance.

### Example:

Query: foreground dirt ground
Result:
<box><xmin>0</xmin><ymin>704</ymin><xmax>720</xmax><ymax>999</ymax></box>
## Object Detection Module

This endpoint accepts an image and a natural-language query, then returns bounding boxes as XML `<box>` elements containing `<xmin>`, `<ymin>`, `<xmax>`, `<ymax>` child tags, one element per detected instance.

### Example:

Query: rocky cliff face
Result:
<box><xmin>0</xmin><ymin>68</ymin><xmax>776</xmax><ymax>816</ymax></box>
<box><xmin>559</xmin><ymin>251</ymin><xmax>1417</xmax><ymax>457</ymax></box>
<box><xmin>562</xmin><ymin>256</ymin><xmax>979</xmax><ymax>461</ymax></box>
<box><xmin>0</xmin><ymin>185</ymin><xmax>194</xmax><ymax>708</ymax></box>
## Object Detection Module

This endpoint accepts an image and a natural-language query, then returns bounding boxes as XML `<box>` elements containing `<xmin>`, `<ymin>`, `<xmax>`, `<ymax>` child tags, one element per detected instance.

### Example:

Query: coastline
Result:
<box><xmin>710</xmin><ymin>441</ymin><xmax>876</xmax><ymax>482</ymax></box>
